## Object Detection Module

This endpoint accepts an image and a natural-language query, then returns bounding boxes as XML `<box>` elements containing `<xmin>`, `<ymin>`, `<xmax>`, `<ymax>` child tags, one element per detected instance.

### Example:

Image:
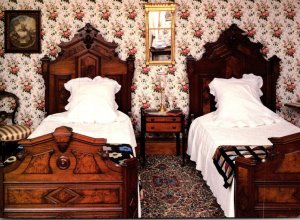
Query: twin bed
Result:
<box><xmin>1</xmin><ymin>24</ymin><xmax>138</xmax><ymax>218</ymax></box>
<box><xmin>187</xmin><ymin>24</ymin><xmax>300</xmax><ymax>218</ymax></box>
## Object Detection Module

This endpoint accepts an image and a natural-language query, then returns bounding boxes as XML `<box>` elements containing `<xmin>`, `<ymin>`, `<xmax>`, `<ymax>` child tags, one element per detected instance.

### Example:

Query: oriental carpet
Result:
<box><xmin>139</xmin><ymin>155</ymin><xmax>225</xmax><ymax>218</ymax></box>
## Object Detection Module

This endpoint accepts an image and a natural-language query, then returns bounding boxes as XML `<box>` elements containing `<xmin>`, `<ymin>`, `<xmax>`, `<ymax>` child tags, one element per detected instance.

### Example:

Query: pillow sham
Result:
<box><xmin>209</xmin><ymin>74</ymin><xmax>263</xmax><ymax>106</ymax></box>
<box><xmin>64</xmin><ymin>77</ymin><xmax>121</xmax><ymax>123</ymax></box>
<box><xmin>64</xmin><ymin>77</ymin><xmax>92</xmax><ymax>92</ymax></box>
<box><xmin>209</xmin><ymin>74</ymin><xmax>282</xmax><ymax>128</ymax></box>
<box><xmin>64</xmin><ymin>82</ymin><xmax>118</xmax><ymax>123</ymax></box>
<box><xmin>93</xmin><ymin>76</ymin><xmax>121</xmax><ymax>94</ymax></box>
<box><xmin>64</xmin><ymin>77</ymin><xmax>93</xmax><ymax>111</ymax></box>
<box><xmin>65</xmin><ymin>76</ymin><xmax>121</xmax><ymax>111</ymax></box>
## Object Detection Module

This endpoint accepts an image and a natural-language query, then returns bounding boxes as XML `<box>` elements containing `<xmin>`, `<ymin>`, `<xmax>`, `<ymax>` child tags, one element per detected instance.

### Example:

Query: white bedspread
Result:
<box><xmin>187</xmin><ymin>112</ymin><xmax>300</xmax><ymax>217</ymax></box>
<box><xmin>29</xmin><ymin>111</ymin><xmax>137</xmax><ymax>155</ymax></box>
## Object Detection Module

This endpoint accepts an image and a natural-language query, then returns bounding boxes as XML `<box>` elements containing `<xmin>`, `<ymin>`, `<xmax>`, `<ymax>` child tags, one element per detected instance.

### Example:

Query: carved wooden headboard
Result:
<box><xmin>186</xmin><ymin>24</ymin><xmax>280</xmax><ymax>119</ymax></box>
<box><xmin>41</xmin><ymin>23</ymin><xmax>135</xmax><ymax>115</ymax></box>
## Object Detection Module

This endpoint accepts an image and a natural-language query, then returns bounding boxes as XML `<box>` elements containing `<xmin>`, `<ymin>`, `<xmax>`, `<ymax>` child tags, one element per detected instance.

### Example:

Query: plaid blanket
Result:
<box><xmin>212</xmin><ymin>145</ymin><xmax>272</xmax><ymax>188</ymax></box>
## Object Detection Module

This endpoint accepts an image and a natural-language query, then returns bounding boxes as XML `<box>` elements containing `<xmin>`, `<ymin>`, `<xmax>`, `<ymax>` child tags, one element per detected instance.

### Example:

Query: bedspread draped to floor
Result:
<box><xmin>139</xmin><ymin>155</ymin><xmax>224</xmax><ymax>218</ymax></box>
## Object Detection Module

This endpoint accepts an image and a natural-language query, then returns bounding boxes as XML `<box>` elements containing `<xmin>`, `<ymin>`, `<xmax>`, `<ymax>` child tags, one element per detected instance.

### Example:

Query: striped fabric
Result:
<box><xmin>0</xmin><ymin>125</ymin><xmax>31</xmax><ymax>141</ymax></box>
<box><xmin>212</xmin><ymin>145</ymin><xmax>272</xmax><ymax>188</ymax></box>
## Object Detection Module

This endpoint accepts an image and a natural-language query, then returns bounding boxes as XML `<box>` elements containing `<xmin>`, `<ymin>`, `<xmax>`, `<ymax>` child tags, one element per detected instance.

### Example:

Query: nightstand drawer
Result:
<box><xmin>146</xmin><ymin>116</ymin><xmax>181</xmax><ymax>123</ymax></box>
<box><xmin>146</xmin><ymin>123</ymin><xmax>181</xmax><ymax>132</ymax></box>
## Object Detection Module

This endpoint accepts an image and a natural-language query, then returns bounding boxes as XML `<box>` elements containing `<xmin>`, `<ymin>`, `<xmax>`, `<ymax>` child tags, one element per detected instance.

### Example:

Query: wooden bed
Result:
<box><xmin>0</xmin><ymin>23</ymin><xmax>138</xmax><ymax>218</ymax></box>
<box><xmin>187</xmin><ymin>24</ymin><xmax>300</xmax><ymax>218</ymax></box>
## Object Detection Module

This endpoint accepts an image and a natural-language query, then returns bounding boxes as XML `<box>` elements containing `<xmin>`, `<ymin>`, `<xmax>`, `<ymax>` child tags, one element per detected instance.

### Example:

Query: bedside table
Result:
<box><xmin>140</xmin><ymin>108</ymin><xmax>185</xmax><ymax>166</ymax></box>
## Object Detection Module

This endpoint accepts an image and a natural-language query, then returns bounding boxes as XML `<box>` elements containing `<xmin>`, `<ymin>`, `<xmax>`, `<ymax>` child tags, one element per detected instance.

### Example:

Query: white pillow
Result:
<box><xmin>64</xmin><ymin>77</ymin><xmax>93</xmax><ymax>111</ymax></box>
<box><xmin>209</xmin><ymin>74</ymin><xmax>282</xmax><ymax>128</ymax></box>
<box><xmin>242</xmin><ymin>73</ymin><xmax>263</xmax><ymax>90</ymax></box>
<box><xmin>64</xmin><ymin>77</ymin><xmax>121</xmax><ymax>123</ymax></box>
<box><xmin>64</xmin><ymin>76</ymin><xmax>121</xmax><ymax>111</ymax></box>
<box><xmin>93</xmin><ymin>76</ymin><xmax>121</xmax><ymax>94</ymax></box>
<box><xmin>92</xmin><ymin>76</ymin><xmax>120</xmax><ymax>110</ymax></box>
<box><xmin>64</xmin><ymin>77</ymin><xmax>92</xmax><ymax>92</ymax></box>
<box><xmin>210</xmin><ymin>74</ymin><xmax>263</xmax><ymax>107</ymax></box>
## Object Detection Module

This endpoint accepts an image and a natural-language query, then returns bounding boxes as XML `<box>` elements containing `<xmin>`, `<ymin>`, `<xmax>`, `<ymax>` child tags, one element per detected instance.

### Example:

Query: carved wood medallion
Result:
<box><xmin>56</xmin><ymin>155</ymin><xmax>70</xmax><ymax>170</ymax></box>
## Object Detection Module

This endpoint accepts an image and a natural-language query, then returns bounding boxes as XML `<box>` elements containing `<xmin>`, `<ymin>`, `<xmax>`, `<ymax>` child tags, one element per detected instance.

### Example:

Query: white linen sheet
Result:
<box><xmin>29</xmin><ymin>110</ymin><xmax>137</xmax><ymax>155</ymax></box>
<box><xmin>187</xmin><ymin>112</ymin><xmax>300</xmax><ymax>217</ymax></box>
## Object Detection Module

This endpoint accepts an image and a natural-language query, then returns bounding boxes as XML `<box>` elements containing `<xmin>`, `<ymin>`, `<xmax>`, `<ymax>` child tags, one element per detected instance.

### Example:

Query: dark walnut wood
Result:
<box><xmin>41</xmin><ymin>23</ymin><xmax>135</xmax><ymax>116</ymax></box>
<box><xmin>1</xmin><ymin>126</ymin><xmax>138</xmax><ymax>218</ymax></box>
<box><xmin>186</xmin><ymin>24</ymin><xmax>300</xmax><ymax>218</ymax></box>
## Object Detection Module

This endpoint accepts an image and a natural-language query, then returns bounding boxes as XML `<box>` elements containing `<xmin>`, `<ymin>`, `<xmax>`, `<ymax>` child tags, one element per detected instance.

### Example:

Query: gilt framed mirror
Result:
<box><xmin>145</xmin><ymin>3</ymin><xmax>176</xmax><ymax>65</ymax></box>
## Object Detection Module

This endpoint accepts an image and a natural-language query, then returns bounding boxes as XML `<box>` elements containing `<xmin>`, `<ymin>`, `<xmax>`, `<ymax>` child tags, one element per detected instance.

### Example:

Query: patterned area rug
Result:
<box><xmin>139</xmin><ymin>155</ymin><xmax>225</xmax><ymax>218</ymax></box>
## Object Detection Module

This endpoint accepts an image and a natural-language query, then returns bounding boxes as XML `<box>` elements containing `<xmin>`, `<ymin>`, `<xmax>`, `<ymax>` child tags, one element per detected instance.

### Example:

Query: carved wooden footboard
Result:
<box><xmin>0</xmin><ymin>126</ymin><xmax>138</xmax><ymax>218</ymax></box>
<box><xmin>235</xmin><ymin>132</ymin><xmax>300</xmax><ymax>218</ymax></box>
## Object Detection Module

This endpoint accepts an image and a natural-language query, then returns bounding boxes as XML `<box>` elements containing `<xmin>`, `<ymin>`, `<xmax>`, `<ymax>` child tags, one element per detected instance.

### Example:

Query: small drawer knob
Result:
<box><xmin>172</xmin><ymin>126</ymin><xmax>176</xmax><ymax>129</ymax></box>
<box><xmin>151</xmin><ymin>126</ymin><xmax>154</xmax><ymax>129</ymax></box>
<box><xmin>151</xmin><ymin>118</ymin><xmax>154</xmax><ymax>122</ymax></box>
<box><xmin>172</xmin><ymin>118</ymin><xmax>176</xmax><ymax>121</ymax></box>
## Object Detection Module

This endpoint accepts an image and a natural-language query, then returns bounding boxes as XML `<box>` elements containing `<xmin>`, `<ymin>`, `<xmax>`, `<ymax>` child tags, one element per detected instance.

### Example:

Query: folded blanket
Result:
<box><xmin>212</xmin><ymin>145</ymin><xmax>272</xmax><ymax>188</ymax></box>
<box><xmin>103</xmin><ymin>143</ymin><xmax>134</xmax><ymax>164</ymax></box>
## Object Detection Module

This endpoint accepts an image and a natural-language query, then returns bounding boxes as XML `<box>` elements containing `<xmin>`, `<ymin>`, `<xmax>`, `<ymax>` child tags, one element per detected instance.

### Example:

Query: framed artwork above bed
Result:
<box><xmin>4</xmin><ymin>10</ymin><xmax>41</xmax><ymax>53</ymax></box>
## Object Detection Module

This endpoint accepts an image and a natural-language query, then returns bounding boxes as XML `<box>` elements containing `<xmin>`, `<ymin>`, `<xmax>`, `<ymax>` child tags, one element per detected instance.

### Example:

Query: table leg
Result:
<box><xmin>182</xmin><ymin>131</ymin><xmax>185</xmax><ymax>166</ymax></box>
<box><xmin>176</xmin><ymin>133</ymin><xmax>180</xmax><ymax>156</ymax></box>
<box><xmin>140</xmin><ymin>134</ymin><xmax>146</xmax><ymax>167</ymax></box>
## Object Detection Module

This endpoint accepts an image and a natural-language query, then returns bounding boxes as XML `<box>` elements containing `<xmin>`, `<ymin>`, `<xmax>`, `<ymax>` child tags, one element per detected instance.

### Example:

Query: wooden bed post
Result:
<box><xmin>235</xmin><ymin>157</ymin><xmax>257</xmax><ymax>217</ymax></box>
<box><xmin>122</xmin><ymin>158</ymin><xmax>138</xmax><ymax>218</ymax></box>
<box><xmin>268</xmin><ymin>55</ymin><xmax>280</xmax><ymax>112</ymax></box>
<box><xmin>0</xmin><ymin>142</ymin><xmax>4</xmax><ymax>218</ymax></box>
<box><xmin>41</xmin><ymin>55</ymin><xmax>51</xmax><ymax>115</ymax></box>
<box><xmin>186</xmin><ymin>55</ymin><xmax>196</xmax><ymax>125</ymax></box>
<box><xmin>0</xmin><ymin>163</ymin><xmax>3</xmax><ymax>218</ymax></box>
<box><xmin>125</xmin><ymin>55</ymin><xmax>135</xmax><ymax>115</ymax></box>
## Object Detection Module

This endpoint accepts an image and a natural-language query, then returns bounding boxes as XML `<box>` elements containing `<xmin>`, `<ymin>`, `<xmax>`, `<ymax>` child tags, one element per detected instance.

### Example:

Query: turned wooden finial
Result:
<box><xmin>53</xmin><ymin>126</ymin><xmax>73</xmax><ymax>153</ymax></box>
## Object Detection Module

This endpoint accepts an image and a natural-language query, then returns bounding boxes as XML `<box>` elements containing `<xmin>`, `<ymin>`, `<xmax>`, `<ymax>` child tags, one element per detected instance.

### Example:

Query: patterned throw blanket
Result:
<box><xmin>212</xmin><ymin>145</ymin><xmax>272</xmax><ymax>188</ymax></box>
<box><xmin>4</xmin><ymin>143</ymin><xmax>134</xmax><ymax>166</ymax></box>
<box><xmin>102</xmin><ymin>143</ymin><xmax>134</xmax><ymax>164</ymax></box>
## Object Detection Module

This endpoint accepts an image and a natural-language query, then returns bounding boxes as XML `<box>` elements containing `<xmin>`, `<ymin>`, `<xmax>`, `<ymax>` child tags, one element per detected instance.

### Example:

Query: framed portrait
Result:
<box><xmin>4</xmin><ymin>10</ymin><xmax>41</xmax><ymax>53</ymax></box>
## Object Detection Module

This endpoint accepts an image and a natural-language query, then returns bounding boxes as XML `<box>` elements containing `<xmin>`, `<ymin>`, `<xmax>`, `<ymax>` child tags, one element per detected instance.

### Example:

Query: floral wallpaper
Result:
<box><xmin>0</xmin><ymin>0</ymin><xmax>299</xmax><ymax>134</ymax></box>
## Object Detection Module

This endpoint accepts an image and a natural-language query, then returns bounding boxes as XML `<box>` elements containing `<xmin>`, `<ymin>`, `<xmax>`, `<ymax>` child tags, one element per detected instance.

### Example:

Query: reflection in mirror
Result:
<box><xmin>145</xmin><ymin>3</ymin><xmax>176</xmax><ymax>65</ymax></box>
